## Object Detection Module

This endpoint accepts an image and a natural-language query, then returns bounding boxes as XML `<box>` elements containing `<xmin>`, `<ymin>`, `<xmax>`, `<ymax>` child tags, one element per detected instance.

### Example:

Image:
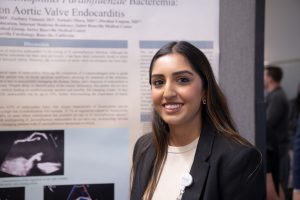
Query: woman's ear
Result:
<box><xmin>202</xmin><ymin>91</ymin><xmax>207</xmax><ymax>105</ymax></box>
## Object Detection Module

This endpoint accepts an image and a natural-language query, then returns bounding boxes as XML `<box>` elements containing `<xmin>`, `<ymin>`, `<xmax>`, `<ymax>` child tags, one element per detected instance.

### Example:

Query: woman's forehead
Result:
<box><xmin>151</xmin><ymin>53</ymin><xmax>194</xmax><ymax>74</ymax></box>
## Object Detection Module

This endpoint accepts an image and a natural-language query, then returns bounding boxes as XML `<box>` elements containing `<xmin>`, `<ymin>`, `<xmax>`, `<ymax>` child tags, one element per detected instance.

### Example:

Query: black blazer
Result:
<box><xmin>131</xmin><ymin>122</ymin><xmax>265</xmax><ymax>200</ymax></box>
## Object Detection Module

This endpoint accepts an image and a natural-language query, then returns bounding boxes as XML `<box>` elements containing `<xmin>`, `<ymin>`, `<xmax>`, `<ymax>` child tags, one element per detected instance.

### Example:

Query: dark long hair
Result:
<box><xmin>134</xmin><ymin>41</ymin><xmax>250</xmax><ymax>199</ymax></box>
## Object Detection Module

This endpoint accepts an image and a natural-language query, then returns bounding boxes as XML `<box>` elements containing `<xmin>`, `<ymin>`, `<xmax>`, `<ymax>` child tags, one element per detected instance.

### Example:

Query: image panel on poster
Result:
<box><xmin>64</xmin><ymin>128</ymin><xmax>128</xmax><ymax>200</ymax></box>
<box><xmin>0</xmin><ymin>187</ymin><xmax>25</xmax><ymax>200</ymax></box>
<box><xmin>44</xmin><ymin>183</ymin><xmax>114</xmax><ymax>200</ymax></box>
<box><xmin>0</xmin><ymin>130</ymin><xmax>64</xmax><ymax>177</ymax></box>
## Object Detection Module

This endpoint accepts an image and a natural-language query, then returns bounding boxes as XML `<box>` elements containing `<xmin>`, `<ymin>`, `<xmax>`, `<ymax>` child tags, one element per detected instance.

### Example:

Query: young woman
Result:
<box><xmin>131</xmin><ymin>41</ymin><xmax>265</xmax><ymax>200</ymax></box>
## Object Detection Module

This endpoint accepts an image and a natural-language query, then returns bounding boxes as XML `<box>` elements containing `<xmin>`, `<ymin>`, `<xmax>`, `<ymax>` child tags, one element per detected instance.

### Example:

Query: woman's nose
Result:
<box><xmin>163</xmin><ymin>82</ymin><xmax>177</xmax><ymax>99</ymax></box>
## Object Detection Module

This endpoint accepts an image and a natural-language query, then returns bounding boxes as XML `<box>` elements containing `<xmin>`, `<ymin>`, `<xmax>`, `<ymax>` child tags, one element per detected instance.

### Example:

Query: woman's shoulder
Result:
<box><xmin>214</xmin><ymin>132</ymin><xmax>251</xmax><ymax>149</ymax></box>
<box><xmin>204</xmin><ymin>133</ymin><xmax>265</xmax><ymax>199</ymax></box>
<box><xmin>211</xmin><ymin>132</ymin><xmax>262</xmax><ymax>165</ymax></box>
<box><xmin>132</xmin><ymin>133</ymin><xmax>154</xmax><ymax>160</ymax></box>
<box><xmin>202</xmin><ymin>120</ymin><xmax>259</xmax><ymax>158</ymax></box>
<box><xmin>134</xmin><ymin>133</ymin><xmax>153</xmax><ymax>149</ymax></box>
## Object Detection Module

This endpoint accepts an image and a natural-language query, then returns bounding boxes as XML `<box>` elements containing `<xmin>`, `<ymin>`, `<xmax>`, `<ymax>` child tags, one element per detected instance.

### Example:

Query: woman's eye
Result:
<box><xmin>152</xmin><ymin>79</ymin><xmax>164</xmax><ymax>87</ymax></box>
<box><xmin>177</xmin><ymin>77</ymin><xmax>190</xmax><ymax>84</ymax></box>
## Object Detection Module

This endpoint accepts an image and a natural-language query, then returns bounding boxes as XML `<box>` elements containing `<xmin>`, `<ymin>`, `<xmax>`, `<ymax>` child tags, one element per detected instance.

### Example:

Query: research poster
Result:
<box><xmin>0</xmin><ymin>0</ymin><xmax>219</xmax><ymax>199</ymax></box>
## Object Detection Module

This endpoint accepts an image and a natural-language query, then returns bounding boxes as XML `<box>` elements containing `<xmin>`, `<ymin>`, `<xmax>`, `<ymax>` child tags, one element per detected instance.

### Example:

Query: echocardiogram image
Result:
<box><xmin>0</xmin><ymin>187</ymin><xmax>25</xmax><ymax>199</ymax></box>
<box><xmin>0</xmin><ymin>130</ymin><xmax>64</xmax><ymax>177</ymax></box>
<box><xmin>44</xmin><ymin>183</ymin><xmax>114</xmax><ymax>200</ymax></box>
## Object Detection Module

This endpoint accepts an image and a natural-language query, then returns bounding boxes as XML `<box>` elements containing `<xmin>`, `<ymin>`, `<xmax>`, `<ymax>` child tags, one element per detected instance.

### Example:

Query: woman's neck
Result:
<box><xmin>168</xmin><ymin>116</ymin><xmax>202</xmax><ymax>147</ymax></box>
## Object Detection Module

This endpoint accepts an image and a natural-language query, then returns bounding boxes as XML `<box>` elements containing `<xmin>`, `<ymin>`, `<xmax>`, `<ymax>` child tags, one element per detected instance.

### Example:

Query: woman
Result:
<box><xmin>131</xmin><ymin>41</ymin><xmax>265</xmax><ymax>200</ymax></box>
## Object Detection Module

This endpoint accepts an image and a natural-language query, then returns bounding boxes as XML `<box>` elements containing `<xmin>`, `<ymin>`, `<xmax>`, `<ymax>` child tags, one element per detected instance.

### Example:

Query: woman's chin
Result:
<box><xmin>161</xmin><ymin>117</ymin><xmax>184</xmax><ymax>127</ymax></box>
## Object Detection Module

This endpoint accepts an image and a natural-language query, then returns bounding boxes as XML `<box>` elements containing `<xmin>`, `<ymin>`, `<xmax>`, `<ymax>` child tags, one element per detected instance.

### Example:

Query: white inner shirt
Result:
<box><xmin>152</xmin><ymin>137</ymin><xmax>199</xmax><ymax>200</ymax></box>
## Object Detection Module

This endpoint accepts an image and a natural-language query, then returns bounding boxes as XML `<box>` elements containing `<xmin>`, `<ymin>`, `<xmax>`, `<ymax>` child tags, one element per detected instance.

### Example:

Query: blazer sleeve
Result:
<box><xmin>220</xmin><ymin>147</ymin><xmax>265</xmax><ymax>200</ymax></box>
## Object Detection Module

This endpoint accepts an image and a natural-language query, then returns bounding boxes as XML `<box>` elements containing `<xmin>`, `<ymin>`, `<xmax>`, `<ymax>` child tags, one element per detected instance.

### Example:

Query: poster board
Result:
<box><xmin>0</xmin><ymin>0</ymin><xmax>219</xmax><ymax>199</ymax></box>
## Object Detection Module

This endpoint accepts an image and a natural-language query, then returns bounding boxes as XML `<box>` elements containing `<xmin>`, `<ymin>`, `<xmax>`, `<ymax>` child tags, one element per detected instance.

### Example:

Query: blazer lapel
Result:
<box><xmin>182</xmin><ymin>121</ymin><xmax>215</xmax><ymax>200</ymax></box>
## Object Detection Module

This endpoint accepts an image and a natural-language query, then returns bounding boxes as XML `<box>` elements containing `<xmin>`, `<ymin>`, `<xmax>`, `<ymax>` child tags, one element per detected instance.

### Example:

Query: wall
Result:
<box><xmin>219</xmin><ymin>0</ymin><xmax>265</xmax><ymax>148</ymax></box>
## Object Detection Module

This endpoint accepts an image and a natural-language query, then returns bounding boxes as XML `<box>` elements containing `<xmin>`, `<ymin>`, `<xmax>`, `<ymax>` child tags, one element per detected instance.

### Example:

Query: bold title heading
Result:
<box><xmin>5</xmin><ymin>0</ymin><xmax>178</xmax><ymax>6</ymax></box>
<box><xmin>2</xmin><ymin>6</ymin><xmax>126</xmax><ymax>17</ymax></box>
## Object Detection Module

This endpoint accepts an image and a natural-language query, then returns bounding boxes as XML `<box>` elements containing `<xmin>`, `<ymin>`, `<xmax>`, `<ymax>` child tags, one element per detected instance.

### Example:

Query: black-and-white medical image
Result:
<box><xmin>44</xmin><ymin>183</ymin><xmax>114</xmax><ymax>200</ymax></box>
<box><xmin>0</xmin><ymin>130</ymin><xmax>64</xmax><ymax>177</ymax></box>
<box><xmin>0</xmin><ymin>187</ymin><xmax>25</xmax><ymax>199</ymax></box>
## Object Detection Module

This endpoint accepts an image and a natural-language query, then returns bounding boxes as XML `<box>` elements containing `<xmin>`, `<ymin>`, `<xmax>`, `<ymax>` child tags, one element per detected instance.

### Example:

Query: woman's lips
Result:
<box><xmin>162</xmin><ymin>103</ymin><xmax>183</xmax><ymax>114</ymax></box>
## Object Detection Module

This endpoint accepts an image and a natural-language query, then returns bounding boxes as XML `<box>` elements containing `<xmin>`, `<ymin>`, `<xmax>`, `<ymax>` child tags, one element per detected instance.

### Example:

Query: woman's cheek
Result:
<box><xmin>178</xmin><ymin>85</ymin><xmax>204</xmax><ymax>103</ymax></box>
<box><xmin>178</xmin><ymin>86</ymin><xmax>197</xmax><ymax>99</ymax></box>
<box><xmin>151</xmin><ymin>90</ymin><xmax>162</xmax><ymax>107</ymax></box>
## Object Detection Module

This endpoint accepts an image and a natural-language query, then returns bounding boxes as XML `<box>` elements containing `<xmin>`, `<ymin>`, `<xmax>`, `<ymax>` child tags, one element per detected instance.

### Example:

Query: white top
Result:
<box><xmin>152</xmin><ymin>137</ymin><xmax>199</xmax><ymax>200</ymax></box>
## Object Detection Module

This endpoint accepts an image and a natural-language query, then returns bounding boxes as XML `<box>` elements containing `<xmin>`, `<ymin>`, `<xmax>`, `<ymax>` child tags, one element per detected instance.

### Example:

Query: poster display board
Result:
<box><xmin>0</xmin><ymin>0</ymin><xmax>219</xmax><ymax>199</ymax></box>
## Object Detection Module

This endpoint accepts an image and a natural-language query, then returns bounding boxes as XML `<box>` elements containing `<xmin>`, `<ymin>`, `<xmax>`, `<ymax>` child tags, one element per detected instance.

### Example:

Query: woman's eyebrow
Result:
<box><xmin>172</xmin><ymin>70</ymin><xmax>194</xmax><ymax>76</ymax></box>
<box><xmin>151</xmin><ymin>70</ymin><xmax>194</xmax><ymax>78</ymax></box>
<box><xmin>151</xmin><ymin>74</ymin><xmax>164</xmax><ymax>78</ymax></box>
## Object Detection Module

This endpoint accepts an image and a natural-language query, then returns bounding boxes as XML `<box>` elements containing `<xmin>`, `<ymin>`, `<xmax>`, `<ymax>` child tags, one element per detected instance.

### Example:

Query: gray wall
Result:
<box><xmin>219</xmin><ymin>0</ymin><xmax>265</xmax><ymax>150</ymax></box>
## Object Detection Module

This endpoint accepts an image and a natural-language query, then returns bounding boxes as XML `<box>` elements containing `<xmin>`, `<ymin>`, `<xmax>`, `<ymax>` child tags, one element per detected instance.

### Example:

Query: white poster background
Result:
<box><xmin>0</xmin><ymin>0</ymin><xmax>219</xmax><ymax>199</ymax></box>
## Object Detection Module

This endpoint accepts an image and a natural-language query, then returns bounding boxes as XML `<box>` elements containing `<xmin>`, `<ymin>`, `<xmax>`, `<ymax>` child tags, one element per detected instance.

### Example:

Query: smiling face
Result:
<box><xmin>150</xmin><ymin>53</ymin><xmax>205</xmax><ymax>128</ymax></box>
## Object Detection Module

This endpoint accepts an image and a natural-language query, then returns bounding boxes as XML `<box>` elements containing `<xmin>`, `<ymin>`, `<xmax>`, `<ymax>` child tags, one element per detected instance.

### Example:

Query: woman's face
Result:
<box><xmin>151</xmin><ymin>53</ymin><xmax>205</xmax><ymax>127</ymax></box>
